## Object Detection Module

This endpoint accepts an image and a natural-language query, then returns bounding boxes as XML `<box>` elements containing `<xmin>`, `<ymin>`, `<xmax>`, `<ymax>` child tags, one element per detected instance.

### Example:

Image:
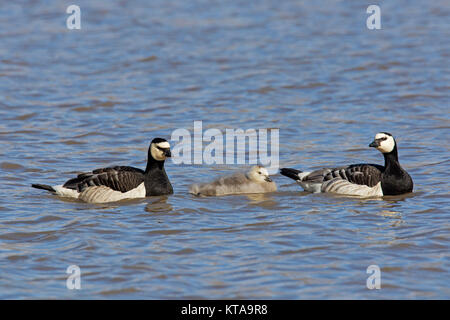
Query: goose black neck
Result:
<box><xmin>383</xmin><ymin>145</ymin><xmax>400</xmax><ymax>171</ymax></box>
<box><xmin>145</xmin><ymin>156</ymin><xmax>165</xmax><ymax>173</ymax></box>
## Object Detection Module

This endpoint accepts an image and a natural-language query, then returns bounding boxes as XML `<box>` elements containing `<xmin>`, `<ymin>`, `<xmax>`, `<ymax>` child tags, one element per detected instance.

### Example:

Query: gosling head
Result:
<box><xmin>369</xmin><ymin>132</ymin><xmax>396</xmax><ymax>154</ymax></box>
<box><xmin>246</xmin><ymin>165</ymin><xmax>272</xmax><ymax>183</ymax></box>
<box><xmin>149</xmin><ymin>138</ymin><xmax>171</xmax><ymax>161</ymax></box>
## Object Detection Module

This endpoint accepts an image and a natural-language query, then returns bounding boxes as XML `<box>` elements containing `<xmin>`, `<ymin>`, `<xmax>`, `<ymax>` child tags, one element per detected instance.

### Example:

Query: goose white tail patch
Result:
<box><xmin>298</xmin><ymin>181</ymin><xmax>322</xmax><ymax>193</ymax></box>
<box><xmin>298</xmin><ymin>171</ymin><xmax>311</xmax><ymax>180</ymax></box>
<box><xmin>53</xmin><ymin>185</ymin><xmax>80</xmax><ymax>198</ymax></box>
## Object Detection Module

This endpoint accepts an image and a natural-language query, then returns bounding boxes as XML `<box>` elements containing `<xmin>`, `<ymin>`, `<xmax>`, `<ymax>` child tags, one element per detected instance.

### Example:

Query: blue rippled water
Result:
<box><xmin>0</xmin><ymin>0</ymin><xmax>449</xmax><ymax>299</ymax></box>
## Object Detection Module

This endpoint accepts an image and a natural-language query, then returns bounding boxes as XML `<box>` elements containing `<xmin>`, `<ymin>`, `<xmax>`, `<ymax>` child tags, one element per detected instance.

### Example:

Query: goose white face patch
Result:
<box><xmin>156</xmin><ymin>141</ymin><xmax>170</xmax><ymax>149</ymax></box>
<box><xmin>151</xmin><ymin>141</ymin><xmax>171</xmax><ymax>161</ymax></box>
<box><xmin>375</xmin><ymin>133</ymin><xmax>395</xmax><ymax>153</ymax></box>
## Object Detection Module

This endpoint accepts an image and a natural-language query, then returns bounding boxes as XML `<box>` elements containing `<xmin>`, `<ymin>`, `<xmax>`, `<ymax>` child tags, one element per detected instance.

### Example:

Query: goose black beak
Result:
<box><xmin>369</xmin><ymin>140</ymin><xmax>379</xmax><ymax>148</ymax></box>
<box><xmin>265</xmin><ymin>177</ymin><xmax>272</xmax><ymax>182</ymax></box>
<box><xmin>164</xmin><ymin>149</ymin><xmax>172</xmax><ymax>157</ymax></box>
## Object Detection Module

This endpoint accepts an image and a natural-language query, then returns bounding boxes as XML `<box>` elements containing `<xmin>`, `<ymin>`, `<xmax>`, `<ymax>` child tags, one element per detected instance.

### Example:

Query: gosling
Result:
<box><xmin>189</xmin><ymin>165</ymin><xmax>277</xmax><ymax>196</ymax></box>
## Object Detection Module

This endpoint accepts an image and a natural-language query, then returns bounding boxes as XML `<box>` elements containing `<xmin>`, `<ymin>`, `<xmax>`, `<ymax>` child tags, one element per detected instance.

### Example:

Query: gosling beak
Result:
<box><xmin>164</xmin><ymin>149</ymin><xmax>172</xmax><ymax>157</ymax></box>
<box><xmin>369</xmin><ymin>140</ymin><xmax>379</xmax><ymax>148</ymax></box>
<box><xmin>265</xmin><ymin>176</ymin><xmax>272</xmax><ymax>182</ymax></box>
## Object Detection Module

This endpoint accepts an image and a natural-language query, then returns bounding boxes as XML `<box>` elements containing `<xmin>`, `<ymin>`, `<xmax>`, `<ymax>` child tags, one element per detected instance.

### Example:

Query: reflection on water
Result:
<box><xmin>0</xmin><ymin>0</ymin><xmax>449</xmax><ymax>299</ymax></box>
<box><xmin>145</xmin><ymin>196</ymin><xmax>173</xmax><ymax>214</ymax></box>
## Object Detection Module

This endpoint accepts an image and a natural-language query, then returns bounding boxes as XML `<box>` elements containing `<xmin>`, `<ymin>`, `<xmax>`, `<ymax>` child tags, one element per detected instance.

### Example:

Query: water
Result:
<box><xmin>0</xmin><ymin>0</ymin><xmax>449</xmax><ymax>299</ymax></box>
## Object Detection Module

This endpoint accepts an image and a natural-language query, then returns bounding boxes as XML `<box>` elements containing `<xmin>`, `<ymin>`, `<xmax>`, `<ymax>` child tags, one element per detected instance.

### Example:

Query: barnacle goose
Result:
<box><xmin>189</xmin><ymin>165</ymin><xmax>277</xmax><ymax>196</ymax></box>
<box><xmin>32</xmin><ymin>138</ymin><xmax>173</xmax><ymax>203</ymax></box>
<box><xmin>280</xmin><ymin>132</ymin><xmax>413</xmax><ymax>197</ymax></box>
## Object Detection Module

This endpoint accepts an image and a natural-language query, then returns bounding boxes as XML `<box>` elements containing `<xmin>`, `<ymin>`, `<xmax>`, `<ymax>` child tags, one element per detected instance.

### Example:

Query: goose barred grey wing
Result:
<box><xmin>63</xmin><ymin>166</ymin><xmax>145</xmax><ymax>193</ymax></box>
<box><xmin>281</xmin><ymin>164</ymin><xmax>385</xmax><ymax>196</ymax></box>
<box><xmin>307</xmin><ymin>164</ymin><xmax>383</xmax><ymax>187</ymax></box>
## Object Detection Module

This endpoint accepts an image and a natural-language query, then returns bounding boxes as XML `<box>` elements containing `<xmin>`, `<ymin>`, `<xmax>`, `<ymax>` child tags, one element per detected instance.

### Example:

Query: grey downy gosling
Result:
<box><xmin>189</xmin><ymin>165</ymin><xmax>277</xmax><ymax>196</ymax></box>
<box><xmin>280</xmin><ymin>132</ymin><xmax>413</xmax><ymax>197</ymax></box>
<box><xmin>32</xmin><ymin>138</ymin><xmax>173</xmax><ymax>203</ymax></box>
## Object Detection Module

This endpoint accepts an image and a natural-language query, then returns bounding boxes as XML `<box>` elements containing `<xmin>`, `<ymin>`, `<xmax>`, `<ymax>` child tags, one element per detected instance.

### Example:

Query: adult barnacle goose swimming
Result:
<box><xmin>189</xmin><ymin>165</ymin><xmax>277</xmax><ymax>196</ymax></box>
<box><xmin>32</xmin><ymin>138</ymin><xmax>173</xmax><ymax>203</ymax></box>
<box><xmin>280</xmin><ymin>132</ymin><xmax>413</xmax><ymax>197</ymax></box>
